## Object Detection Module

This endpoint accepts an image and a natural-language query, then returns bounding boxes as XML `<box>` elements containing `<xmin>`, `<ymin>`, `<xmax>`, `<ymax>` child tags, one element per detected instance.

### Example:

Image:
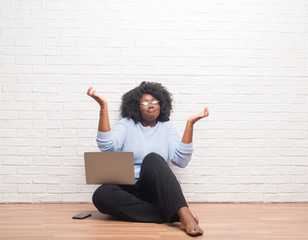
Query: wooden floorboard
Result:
<box><xmin>0</xmin><ymin>203</ymin><xmax>307</xmax><ymax>239</ymax></box>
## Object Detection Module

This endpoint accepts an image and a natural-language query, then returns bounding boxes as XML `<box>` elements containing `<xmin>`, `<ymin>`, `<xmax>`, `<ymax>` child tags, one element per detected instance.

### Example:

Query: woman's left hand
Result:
<box><xmin>188</xmin><ymin>107</ymin><xmax>209</xmax><ymax>125</ymax></box>
<box><xmin>182</xmin><ymin>107</ymin><xmax>209</xmax><ymax>143</ymax></box>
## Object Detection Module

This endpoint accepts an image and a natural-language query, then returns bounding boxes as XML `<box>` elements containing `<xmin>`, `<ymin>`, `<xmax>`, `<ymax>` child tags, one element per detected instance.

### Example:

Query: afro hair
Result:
<box><xmin>120</xmin><ymin>81</ymin><xmax>173</xmax><ymax>123</ymax></box>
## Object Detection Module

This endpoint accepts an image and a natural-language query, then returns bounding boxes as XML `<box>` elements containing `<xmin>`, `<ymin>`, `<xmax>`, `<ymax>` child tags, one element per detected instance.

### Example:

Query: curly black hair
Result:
<box><xmin>120</xmin><ymin>81</ymin><xmax>173</xmax><ymax>123</ymax></box>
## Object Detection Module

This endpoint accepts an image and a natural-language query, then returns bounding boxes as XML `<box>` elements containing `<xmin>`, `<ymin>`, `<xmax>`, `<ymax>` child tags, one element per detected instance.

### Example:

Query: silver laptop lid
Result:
<box><xmin>84</xmin><ymin>152</ymin><xmax>135</xmax><ymax>185</ymax></box>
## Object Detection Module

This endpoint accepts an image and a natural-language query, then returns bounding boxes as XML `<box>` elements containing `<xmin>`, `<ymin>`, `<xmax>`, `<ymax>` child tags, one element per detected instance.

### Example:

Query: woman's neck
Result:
<box><xmin>140</xmin><ymin>120</ymin><xmax>157</xmax><ymax>127</ymax></box>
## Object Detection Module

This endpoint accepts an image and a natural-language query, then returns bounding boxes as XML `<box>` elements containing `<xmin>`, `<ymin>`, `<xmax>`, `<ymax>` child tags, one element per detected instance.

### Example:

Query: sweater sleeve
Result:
<box><xmin>96</xmin><ymin>119</ymin><xmax>127</xmax><ymax>152</ymax></box>
<box><xmin>167</xmin><ymin>123</ymin><xmax>194</xmax><ymax>168</ymax></box>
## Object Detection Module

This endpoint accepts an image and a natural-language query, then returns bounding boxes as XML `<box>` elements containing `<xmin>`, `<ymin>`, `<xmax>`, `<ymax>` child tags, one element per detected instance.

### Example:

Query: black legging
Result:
<box><xmin>92</xmin><ymin>152</ymin><xmax>188</xmax><ymax>223</ymax></box>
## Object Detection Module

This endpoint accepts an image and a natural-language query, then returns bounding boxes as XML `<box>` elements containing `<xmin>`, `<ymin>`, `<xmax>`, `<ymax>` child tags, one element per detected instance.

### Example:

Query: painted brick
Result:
<box><xmin>0</xmin><ymin>0</ymin><xmax>307</xmax><ymax>203</ymax></box>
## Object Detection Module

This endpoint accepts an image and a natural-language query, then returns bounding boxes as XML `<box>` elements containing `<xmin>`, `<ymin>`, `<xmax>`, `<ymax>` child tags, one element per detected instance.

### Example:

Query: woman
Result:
<box><xmin>87</xmin><ymin>82</ymin><xmax>209</xmax><ymax>236</ymax></box>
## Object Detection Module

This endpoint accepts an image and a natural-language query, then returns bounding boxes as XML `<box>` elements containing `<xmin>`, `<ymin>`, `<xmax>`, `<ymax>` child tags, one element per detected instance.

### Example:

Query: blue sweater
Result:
<box><xmin>96</xmin><ymin>118</ymin><xmax>194</xmax><ymax>180</ymax></box>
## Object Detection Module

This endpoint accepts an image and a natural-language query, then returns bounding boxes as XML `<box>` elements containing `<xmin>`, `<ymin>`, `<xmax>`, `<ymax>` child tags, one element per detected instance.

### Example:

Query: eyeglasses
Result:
<box><xmin>139</xmin><ymin>100</ymin><xmax>160</xmax><ymax>106</ymax></box>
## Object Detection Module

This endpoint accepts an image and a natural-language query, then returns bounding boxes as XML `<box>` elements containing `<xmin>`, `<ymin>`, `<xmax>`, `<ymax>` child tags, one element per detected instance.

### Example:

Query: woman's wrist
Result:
<box><xmin>100</xmin><ymin>109</ymin><xmax>108</xmax><ymax>114</ymax></box>
<box><xmin>100</xmin><ymin>104</ymin><xmax>108</xmax><ymax>113</ymax></box>
<box><xmin>187</xmin><ymin>118</ymin><xmax>195</xmax><ymax>127</ymax></box>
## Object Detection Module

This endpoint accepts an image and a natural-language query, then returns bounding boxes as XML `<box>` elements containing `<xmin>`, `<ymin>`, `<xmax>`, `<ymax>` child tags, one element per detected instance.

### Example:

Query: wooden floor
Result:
<box><xmin>0</xmin><ymin>203</ymin><xmax>307</xmax><ymax>240</ymax></box>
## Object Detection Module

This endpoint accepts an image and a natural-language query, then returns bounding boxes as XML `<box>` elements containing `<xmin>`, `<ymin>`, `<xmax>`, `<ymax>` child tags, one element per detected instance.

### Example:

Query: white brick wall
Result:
<box><xmin>1</xmin><ymin>0</ymin><xmax>308</xmax><ymax>203</ymax></box>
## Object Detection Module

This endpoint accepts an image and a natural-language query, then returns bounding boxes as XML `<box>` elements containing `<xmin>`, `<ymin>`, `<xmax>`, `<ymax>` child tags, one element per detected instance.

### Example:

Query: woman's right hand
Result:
<box><xmin>87</xmin><ymin>87</ymin><xmax>111</xmax><ymax>132</ymax></box>
<box><xmin>87</xmin><ymin>87</ymin><xmax>107</xmax><ymax>109</ymax></box>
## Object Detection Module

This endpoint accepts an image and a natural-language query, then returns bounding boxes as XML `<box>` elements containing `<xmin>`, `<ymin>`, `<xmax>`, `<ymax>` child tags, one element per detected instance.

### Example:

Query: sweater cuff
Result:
<box><xmin>179</xmin><ymin>142</ymin><xmax>194</xmax><ymax>153</ymax></box>
<box><xmin>97</xmin><ymin>131</ymin><xmax>112</xmax><ymax>140</ymax></box>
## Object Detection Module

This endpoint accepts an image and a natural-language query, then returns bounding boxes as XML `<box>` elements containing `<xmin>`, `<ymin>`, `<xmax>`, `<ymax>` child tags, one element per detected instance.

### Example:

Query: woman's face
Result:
<box><xmin>139</xmin><ymin>94</ymin><xmax>160</xmax><ymax>126</ymax></box>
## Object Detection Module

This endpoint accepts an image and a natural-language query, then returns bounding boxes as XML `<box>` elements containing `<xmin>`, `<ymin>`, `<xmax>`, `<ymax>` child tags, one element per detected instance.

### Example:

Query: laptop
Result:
<box><xmin>84</xmin><ymin>152</ymin><xmax>135</xmax><ymax>185</ymax></box>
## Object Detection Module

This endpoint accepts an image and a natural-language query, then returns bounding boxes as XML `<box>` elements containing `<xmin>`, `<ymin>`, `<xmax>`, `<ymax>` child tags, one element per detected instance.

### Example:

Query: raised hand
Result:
<box><xmin>188</xmin><ymin>107</ymin><xmax>209</xmax><ymax>125</ymax></box>
<box><xmin>181</xmin><ymin>107</ymin><xmax>209</xmax><ymax>144</ymax></box>
<box><xmin>87</xmin><ymin>87</ymin><xmax>111</xmax><ymax>132</ymax></box>
<box><xmin>87</xmin><ymin>87</ymin><xmax>107</xmax><ymax>109</ymax></box>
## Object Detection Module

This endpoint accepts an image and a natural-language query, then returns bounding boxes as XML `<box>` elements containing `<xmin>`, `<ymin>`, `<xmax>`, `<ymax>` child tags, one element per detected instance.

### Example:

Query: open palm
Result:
<box><xmin>188</xmin><ymin>107</ymin><xmax>209</xmax><ymax>124</ymax></box>
<box><xmin>87</xmin><ymin>87</ymin><xmax>107</xmax><ymax>108</ymax></box>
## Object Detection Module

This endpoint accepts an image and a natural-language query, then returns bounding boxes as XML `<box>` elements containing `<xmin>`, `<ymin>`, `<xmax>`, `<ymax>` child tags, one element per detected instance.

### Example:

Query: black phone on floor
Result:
<box><xmin>72</xmin><ymin>213</ymin><xmax>91</xmax><ymax>219</ymax></box>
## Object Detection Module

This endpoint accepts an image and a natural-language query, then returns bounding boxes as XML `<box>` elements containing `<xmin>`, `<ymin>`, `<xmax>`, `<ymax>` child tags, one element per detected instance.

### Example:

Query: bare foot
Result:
<box><xmin>177</xmin><ymin>207</ymin><xmax>204</xmax><ymax>236</ymax></box>
<box><xmin>191</xmin><ymin>211</ymin><xmax>199</xmax><ymax>224</ymax></box>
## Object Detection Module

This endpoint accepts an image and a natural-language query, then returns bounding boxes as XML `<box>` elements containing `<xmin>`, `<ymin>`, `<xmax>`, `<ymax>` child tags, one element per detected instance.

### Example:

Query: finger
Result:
<box><xmin>87</xmin><ymin>87</ymin><xmax>93</xmax><ymax>95</ymax></box>
<box><xmin>88</xmin><ymin>87</ymin><xmax>94</xmax><ymax>96</ymax></box>
<box><xmin>204</xmin><ymin>107</ymin><xmax>209</xmax><ymax>116</ymax></box>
